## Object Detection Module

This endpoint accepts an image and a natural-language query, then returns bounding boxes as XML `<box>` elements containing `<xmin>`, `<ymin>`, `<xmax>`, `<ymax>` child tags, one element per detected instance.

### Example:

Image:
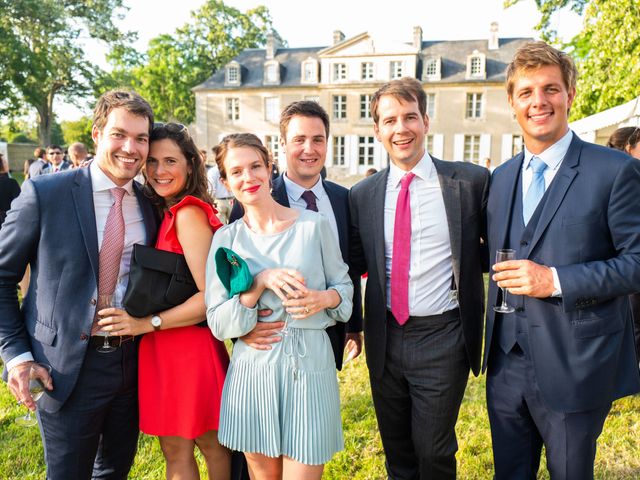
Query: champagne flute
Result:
<box><xmin>493</xmin><ymin>249</ymin><xmax>516</xmax><ymax>313</ymax></box>
<box><xmin>15</xmin><ymin>362</ymin><xmax>52</xmax><ymax>427</ymax></box>
<box><xmin>96</xmin><ymin>293</ymin><xmax>119</xmax><ymax>353</ymax></box>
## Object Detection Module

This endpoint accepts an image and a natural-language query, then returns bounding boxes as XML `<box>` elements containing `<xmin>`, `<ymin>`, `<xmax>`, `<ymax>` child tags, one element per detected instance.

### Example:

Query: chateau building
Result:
<box><xmin>193</xmin><ymin>25</ymin><xmax>531</xmax><ymax>175</ymax></box>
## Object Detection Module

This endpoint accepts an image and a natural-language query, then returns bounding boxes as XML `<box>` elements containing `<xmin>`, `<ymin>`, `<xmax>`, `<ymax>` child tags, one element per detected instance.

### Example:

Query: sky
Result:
<box><xmin>55</xmin><ymin>0</ymin><xmax>583</xmax><ymax>119</ymax></box>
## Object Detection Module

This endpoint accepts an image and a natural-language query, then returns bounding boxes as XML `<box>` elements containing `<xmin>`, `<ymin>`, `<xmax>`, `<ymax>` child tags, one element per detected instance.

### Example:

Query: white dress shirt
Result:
<box><xmin>207</xmin><ymin>165</ymin><xmax>233</xmax><ymax>199</ymax></box>
<box><xmin>282</xmin><ymin>173</ymin><xmax>340</xmax><ymax>243</ymax></box>
<box><xmin>7</xmin><ymin>162</ymin><xmax>146</xmax><ymax>370</ymax></box>
<box><xmin>521</xmin><ymin>129</ymin><xmax>573</xmax><ymax>296</ymax></box>
<box><xmin>384</xmin><ymin>152</ymin><xmax>458</xmax><ymax>316</ymax></box>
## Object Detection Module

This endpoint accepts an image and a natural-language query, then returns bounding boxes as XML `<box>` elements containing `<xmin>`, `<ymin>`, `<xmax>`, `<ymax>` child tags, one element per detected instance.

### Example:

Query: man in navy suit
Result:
<box><xmin>229</xmin><ymin>100</ymin><xmax>363</xmax><ymax>370</ymax></box>
<box><xmin>0</xmin><ymin>90</ymin><xmax>158</xmax><ymax>479</ymax></box>
<box><xmin>44</xmin><ymin>144</ymin><xmax>72</xmax><ymax>173</ymax></box>
<box><xmin>485</xmin><ymin>41</ymin><xmax>640</xmax><ymax>479</ymax></box>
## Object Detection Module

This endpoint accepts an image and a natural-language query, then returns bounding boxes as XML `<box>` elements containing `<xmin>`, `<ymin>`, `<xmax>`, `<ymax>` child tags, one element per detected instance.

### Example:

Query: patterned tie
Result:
<box><xmin>301</xmin><ymin>190</ymin><xmax>318</xmax><ymax>212</ymax></box>
<box><xmin>390</xmin><ymin>172</ymin><xmax>416</xmax><ymax>325</ymax></box>
<box><xmin>523</xmin><ymin>156</ymin><xmax>547</xmax><ymax>225</ymax></box>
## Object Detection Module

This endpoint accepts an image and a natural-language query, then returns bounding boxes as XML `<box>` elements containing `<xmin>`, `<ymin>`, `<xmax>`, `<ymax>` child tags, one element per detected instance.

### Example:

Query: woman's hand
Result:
<box><xmin>97</xmin><ymin>307</ymin><xmax>153</xmax><ymax>337</ymax></box>
<box><xmin>256</xmin><ymin>268</ymin><xmax>307</xmax><ymax>301</ymax></box>
<box><xmin>283</xmin><ymin>288</ymin><xmax>341</xmax><ymax>320</ymax></box>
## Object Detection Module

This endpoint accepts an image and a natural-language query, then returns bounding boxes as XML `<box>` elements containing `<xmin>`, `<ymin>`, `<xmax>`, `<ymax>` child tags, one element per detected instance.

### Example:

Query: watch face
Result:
<box><xmin>152</xmin><ymin>316</ymin><xmax>161</xmax><ymax>327</ymax></box>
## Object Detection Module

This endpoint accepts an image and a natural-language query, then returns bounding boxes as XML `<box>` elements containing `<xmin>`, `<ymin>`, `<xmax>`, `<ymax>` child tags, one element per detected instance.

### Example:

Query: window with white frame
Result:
<box><xmin>358</xmin><ymin>136</ymin><xmax>375</xmax><ymax>166</ymax></box>
<box><xmin>425</xmin><ymin>134</ymin><xmax>434</xmax><ymax>152</ymax></box>
<box><xmin>360</xmin><ymin>94</ymin><xmax>372</xmax><ymax>120</ymax></box>
<box><xmin>470</xmin><ymin>56</ymin><xmax>483</xmax><ymax>76</ymax></box>
<box><xmin>361</xmin><ymin>62</ymin><xmax>374</xmax><ymax>80</ymax></box>
<box><xmin>225</xmin><ymin>98</ymin><xmax>240</xmax><ymax>122</ymax></box>
<box><xmin>332</xmin><ymin>95</ymin><xmax>347</xmax><ymax>120</ymax></box>
<box><xmin>265</xmin><ymin>135</ymin><xmax>279</xmax><ymax>162</ymax></box>
<box><xmin>390</xmin><ymin>61</ymin><xmax>403</xmax><ymax>79</ymax></box>
<box><xmin>264</xmin><ymin>97</ymin><xmax>280</xmax><ymax>123</ymax></box>
<box><xmin>333</xmin><ymin>136</ymin><xmax>346</xmax><ymax>166</ymax></box>
<box><xmin>333</xmin><ymin>63</ymin><xmax>347</xmax><ymax>81</ymax></box>
<box><xmin>464</xmin><ymin>135</ymin><xmax>481</xmax><ymax>163</ymax></box>
<box><xmin>466</xmin><ymin>51</ymin><xmax>486</xmax><ymax>79</ymax></box>
<box><xmin>426</xmin><ymin>93</ymin><xmax>435</xmax><ymax>118</ymax></box>
<box><xmin>512</xmin><ymin>135</ymin><xmax>524</xmax><ymax>157</ymax></box>
<box><xmin>225</xmin><ymin>64</ymin><xmax>240</xmax><ymax>85</ymax></box>
<box><xmin>302</xmin><ymin>59</ymin><xmax>318</xmax><ymax>83</ymax></box>
<box><xmin>425</xmin><ymin>58</ymin><xmax>438</xmax><ymax>77</ymax></box>
<box><xmin>466</xmin><ymin>93</ymin><xmax>483</xmax><ymax>118</ymax></box>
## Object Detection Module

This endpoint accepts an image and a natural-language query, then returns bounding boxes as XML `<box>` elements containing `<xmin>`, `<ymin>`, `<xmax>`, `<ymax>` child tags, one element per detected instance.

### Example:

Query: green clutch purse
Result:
<box><xmin>214</xmin><ymin>247</ymin><xmax>253</xmax><ymax>297</ymax></box>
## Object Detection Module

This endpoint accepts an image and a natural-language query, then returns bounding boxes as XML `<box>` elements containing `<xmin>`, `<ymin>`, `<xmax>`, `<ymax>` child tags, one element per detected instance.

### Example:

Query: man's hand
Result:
<box><xmin>492</xmin><ymin>259</ymin><xmax>555</xmax><ymax>298</ymax></box>
<box><xmin>240</xmin><ymin>311</ymin><xmax>285</xmax><ymax>350</ymax></box>
<box><xmin>8</xmin><ymin>361</ymin><xmax>53</xmax><ymax>411</ymax></box>
<box><xmin>344</xmin><ymin>332</ymin><xmax>363</xmax><ymax>364</ymax></box>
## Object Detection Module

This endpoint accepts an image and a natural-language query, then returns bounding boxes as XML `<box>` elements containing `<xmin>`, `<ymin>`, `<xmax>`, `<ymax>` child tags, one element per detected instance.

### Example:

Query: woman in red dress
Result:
<box><xmin>98</xmin><ymin>123</ymin><xmax>230</xmax><ymax>479</ymax></box>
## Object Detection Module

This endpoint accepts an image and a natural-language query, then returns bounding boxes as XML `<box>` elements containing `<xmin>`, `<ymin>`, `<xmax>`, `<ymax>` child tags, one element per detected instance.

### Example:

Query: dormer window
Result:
<box><xmin>264</xmin><ymin>60</ymin><xmax>280</xmax><ymax>85</ymax></box>
<box><xmin>301</xmin><ymin>58</ymin><xmax>318</xmax><ymax>84</ymax></box>
<box><xmin>225</xmin><ymin>62</ymin><xmax>241</xmax><ymax>86</ymax></box>
<box><xmin>423</xmin><ymin>56</ymin><xmax>441</xmax><ymax>81</ymax></box>
<box><xmin>466</xmin><ymin>50</ymin><xmax>486</xmax><ymax>79</ymax></box>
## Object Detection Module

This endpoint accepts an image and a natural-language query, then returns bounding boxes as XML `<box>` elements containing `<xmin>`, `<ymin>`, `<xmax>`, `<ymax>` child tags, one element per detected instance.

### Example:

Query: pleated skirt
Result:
<box><xmin>219</xmin><ymin>328</ymin><xmax>343</xmax><ymax>465</ymax></box>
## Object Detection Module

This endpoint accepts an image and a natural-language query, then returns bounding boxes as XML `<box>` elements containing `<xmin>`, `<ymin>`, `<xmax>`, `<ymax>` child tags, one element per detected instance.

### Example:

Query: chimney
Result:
<box><xmin>266</xmin><ymin>32</ymin><xmax>277</xmax><ymax>60</ymax></box>
<box><xmin>333</xmin><ymin>30</ymin><xmax>345</xmax><ymax>45</ymax></box>
<box><xmin>413</xmin><ymin>26</ymin><xmax>423</xmax><ymax>50</ymax></box>
<box><xmin>488</xmin><ymin>22</ymin><xmax>499</xmax><ymax>50</ymax></box>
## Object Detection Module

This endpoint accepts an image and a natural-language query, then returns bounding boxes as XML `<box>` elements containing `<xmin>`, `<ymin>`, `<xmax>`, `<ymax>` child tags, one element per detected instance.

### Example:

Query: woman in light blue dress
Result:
<box><xmin>205</xmin><ymin>133</ymin><xmax>353</xmax><ymax>479</ymax></box>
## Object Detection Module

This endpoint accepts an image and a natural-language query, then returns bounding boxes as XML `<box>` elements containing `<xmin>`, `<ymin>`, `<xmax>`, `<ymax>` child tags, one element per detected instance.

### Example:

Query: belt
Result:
<box><xmin>387</xmin><ymin>308</ymin><xmax>460</xmax><ymax>324</ymax></box>
<box><xmin>89</xmin><ymin>335</ymin><xmax>135</xmax><ymax>348</ymax></box>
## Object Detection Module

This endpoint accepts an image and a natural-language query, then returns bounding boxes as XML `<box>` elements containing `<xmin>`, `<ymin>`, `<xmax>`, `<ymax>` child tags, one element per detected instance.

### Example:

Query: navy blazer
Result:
<box><xmin>0</xmin><ymin>167</ymin><xmax>158</xmax><ymax>412</ymax></box>
<box><xmin>484</xmin><ymin>134</ymin><xmax>640</xmax><ymax>412</ymax></box>
<box><xmin>229</xmin><ymin>174</ymin><xmax>363</xmax><ymax>370</ymax></box>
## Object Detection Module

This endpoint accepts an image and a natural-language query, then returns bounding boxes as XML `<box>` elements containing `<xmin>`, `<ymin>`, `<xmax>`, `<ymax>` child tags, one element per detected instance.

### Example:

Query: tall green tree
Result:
<box><xmin>102</xmin><ymin>0</ymin><xmax>282</xmax><ymax>124</ymax></box>
<box><xmin>60</xmin><ymin>117</ymin><xmax>94</xmax><ymax>148</ymax></box>
<box><xmin>0</xmin><ymin>0</ymin><xmax>129</xmax><ymax>145</ymax></box>
<box><xmin>505</xmin><ymin>0</ymin><xmax>640</xmax><ymax>119</ymax></box>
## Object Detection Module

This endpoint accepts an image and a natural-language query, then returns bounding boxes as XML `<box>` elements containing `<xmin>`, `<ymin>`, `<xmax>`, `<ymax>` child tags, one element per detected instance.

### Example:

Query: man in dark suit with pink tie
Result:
<box><xmin>350</xmin><ymin>77</ymin><xmax>489</xmax><ymax>479</ymax></box>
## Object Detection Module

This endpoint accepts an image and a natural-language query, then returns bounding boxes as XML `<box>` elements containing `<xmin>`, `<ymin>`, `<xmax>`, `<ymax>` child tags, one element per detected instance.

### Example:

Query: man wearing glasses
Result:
<box><xmin>45</xmin><ymin>145</ymin><xmax>72</xmax><ymax>173</ymax></box>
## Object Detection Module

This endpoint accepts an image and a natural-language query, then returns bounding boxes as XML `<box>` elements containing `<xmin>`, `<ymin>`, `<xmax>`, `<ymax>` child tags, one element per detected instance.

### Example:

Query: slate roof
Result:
<box><xmin>193</xmin><ymin>37</ymin><xmax>532</xmax><ymax>91</ymax></box>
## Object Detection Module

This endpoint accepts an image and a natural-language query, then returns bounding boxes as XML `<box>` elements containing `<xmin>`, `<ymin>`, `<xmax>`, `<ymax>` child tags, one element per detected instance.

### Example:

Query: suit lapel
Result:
<box><xmin>495</xmin><ymin>153</ymin><xmax>523</xmax><ymax>250</ymax></box>
<box><xmin>433</xmin><ymin>158</ymin><xmax>462</xmax><ymax>287</ymax></box>
<box><xmin>525</xmin><ymin>136</ymin><xmax>581</xmax><ymax>257</ymax></box>
<box><xmin>272</xmin><ymin>175</ymin><xmax>290</xmax><ymax>207</ymax></box>
<box><xmin>323</xmin><ymin>180</ymin><xmax>348</xmax><ymax>256</ymax></box>
<box><xmin>71</xmin><ymin>167</ymin><xmax>99</xmax><ymax>282</ymax></box>
<box><xmin>374</xmin><ymin>168</ymin><xmax>390</xmax><ymax>298</ymax></box>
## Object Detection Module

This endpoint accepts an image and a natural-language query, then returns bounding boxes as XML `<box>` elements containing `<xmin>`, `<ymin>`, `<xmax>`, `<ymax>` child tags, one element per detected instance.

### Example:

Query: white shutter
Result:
<box><xmin>326</xmin><ymin>136</ymin><xmax>334</xmax><ymax>167</ymax></box>
<box><xmin>453</xmin><ymin>134</ymin><xmax>464</xmax><ymax>161</ymax></box>
<box><xmin>479</xmin><ymin>134</ymin><xmax>491</xmax><ymax>160</ymax></box>
<box><xmin>348</xmin><ymin>135</ymin><xmax>359</xmax><ymax>175</ymax></box>
<box><xmin>433</xmin><ymin>134</ymin><xmax>444</xmax><ymax>158</ymax></box>
<box><xmin>501</xmin><ymin>134</ymin><xmax>513</xmax><ymax>162</ymax></box>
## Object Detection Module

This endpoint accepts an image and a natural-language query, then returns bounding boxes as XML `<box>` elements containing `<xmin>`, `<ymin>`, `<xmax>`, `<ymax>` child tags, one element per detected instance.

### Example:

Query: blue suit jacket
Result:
<box><xmin>229</xmin><ymin>174</ymin><xmax>363</xmax><ymax>370</ymax></box>
<box><xmin>0</xmin><ymin>167</ymin><xmax>158</xmax><ymax>412</ymax></box>
<box><xmin>484</xmin><ymin>134</ymin><xmax>640</xmax><ymax>412</ymax></box>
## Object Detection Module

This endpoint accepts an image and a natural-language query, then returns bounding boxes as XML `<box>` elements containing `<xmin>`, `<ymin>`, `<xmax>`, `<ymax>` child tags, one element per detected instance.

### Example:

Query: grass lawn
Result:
<box><xmin>1</xmin><ymin>349</ymin><xmax>639</xmax><ymax>479</ymax></box>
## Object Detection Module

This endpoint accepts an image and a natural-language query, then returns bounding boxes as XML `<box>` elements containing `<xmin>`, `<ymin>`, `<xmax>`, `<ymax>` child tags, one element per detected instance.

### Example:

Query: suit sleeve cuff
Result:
<box><xmin>6</xmin><ymin>352</ymin><xmax>34</xmax><ymax>371</ymax></box>
<box><xmin>550</xmin><ymin>267</ymin><xmax>562</xmax><ymax>297</ymax></box>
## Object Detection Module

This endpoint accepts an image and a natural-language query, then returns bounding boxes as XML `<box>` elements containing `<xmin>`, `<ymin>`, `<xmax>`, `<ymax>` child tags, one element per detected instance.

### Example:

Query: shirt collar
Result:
<box><xmin>90</xmin><ymin>160</ymin><xmax>135</xmax><ymax>195</ymax></box>
<box><xmin>523</xmin><ymin>129</ymin><xmax>573</xmax><ymax>172</ymax></box>
<box><xmin>283</xmin><ymin>172</ymin><xmax>324</xmax><ymax>201</ymax></box>
<box><xmin>388</xmin><ymin>150</ymin><xmax>432</xmax><ymax>188</ymax></box>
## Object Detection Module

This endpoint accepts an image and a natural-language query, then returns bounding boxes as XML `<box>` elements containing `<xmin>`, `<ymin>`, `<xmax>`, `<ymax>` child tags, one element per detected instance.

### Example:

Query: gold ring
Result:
<box><xmin>304</xmin><ymin>307</ymin><xmax>309</xmax><ymax>314</ymax></box>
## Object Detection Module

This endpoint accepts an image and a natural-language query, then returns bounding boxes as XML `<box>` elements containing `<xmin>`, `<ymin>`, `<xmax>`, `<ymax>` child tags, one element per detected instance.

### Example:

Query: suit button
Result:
<box><xmin>520</xmin><ymin>241</ymin><xmax>528</xmax><ymax>246</ymax></box>
<box><xmin>90</xmin><ymin>298</ymin><xmax>96</xmax><ymax>306</ymax></box>
<box><xmin>515</xmin><ymin>307</ymin><xmax>524</xmax><ymax>312</ymax></box>
<box><xmin>80</xmin><ymin>333</ymin><xmax>88</xmax><ymax>341</ymax></box>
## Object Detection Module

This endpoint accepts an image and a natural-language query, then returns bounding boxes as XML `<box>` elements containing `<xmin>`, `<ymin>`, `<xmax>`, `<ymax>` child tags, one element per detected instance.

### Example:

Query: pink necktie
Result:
<box><xmin>391</xmin><ymin>172</ymin><xmax>415</xmax><ymax>325</ymax></box>
<box><xmin>93</xmin><ymin>188</ymin><xmax>126</xmax><ymax>334</ymax></box>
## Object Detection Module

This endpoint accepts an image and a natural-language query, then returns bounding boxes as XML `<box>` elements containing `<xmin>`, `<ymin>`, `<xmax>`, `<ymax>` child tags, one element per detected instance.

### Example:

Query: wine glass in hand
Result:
<box><xmin>493</xmin><ymin>249</ymin><xmax>516</xmax><ymax>313</ymax></box>
<box><xmin>96</xmin><ymin>294</ymin><xmax>120</xmax><ymax>353</ymax></box>
<box><xmin>15</xmin><ymin>362</ymin><xmax>52</xmax><ymax>427</ymax></box>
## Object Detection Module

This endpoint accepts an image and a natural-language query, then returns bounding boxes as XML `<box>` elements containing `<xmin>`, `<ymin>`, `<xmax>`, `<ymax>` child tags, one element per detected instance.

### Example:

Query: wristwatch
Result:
<box><xmin>151</xmin><ymin>315</ymin><xmax>163</xmax><ymax>331</ymax></box>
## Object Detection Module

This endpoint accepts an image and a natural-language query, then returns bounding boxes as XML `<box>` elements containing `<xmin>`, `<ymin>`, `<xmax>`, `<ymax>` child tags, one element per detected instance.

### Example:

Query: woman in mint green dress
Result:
<box><xmin>205</xmin><ymin>133</ymin><xmax>353</xmax><ymax>479</ymax></box>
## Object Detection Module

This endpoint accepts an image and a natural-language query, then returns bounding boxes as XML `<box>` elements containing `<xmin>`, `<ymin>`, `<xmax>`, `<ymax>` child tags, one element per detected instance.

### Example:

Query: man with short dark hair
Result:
<box><xmin>485</xmin><ymin>41</ymin><xmax>640</xmax><ymax>479</ymax></box>
<box><xmin>350</xmin><ymin>77</ymin><xmax>489</xmax><ymax>479</ymax></box>
<box><xmin>28</xmin><ymin>146</ymin><xmax>48</xmax><ymax>178</ymax></box>
<box><xmin>45</xmin><ymin>144</ymin><xmax>71</xmax><ymax>173</ymax></box>
<box><xmin>0</xmin><ymin>89</ymin><xmax>159</xmax><ymax>479</ymax></box>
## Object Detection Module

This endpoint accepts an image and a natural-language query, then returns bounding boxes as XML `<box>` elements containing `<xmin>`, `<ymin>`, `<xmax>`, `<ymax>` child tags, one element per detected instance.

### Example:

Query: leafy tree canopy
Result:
<box><xmin>60</xmin><ymin>117</ymin><xmax>94</xmax><ymax>149</ymax></box>
<box><xmin>101</xmin><ymin>0</ymin><xmax>283</xmax><ymax>124</ymax></box>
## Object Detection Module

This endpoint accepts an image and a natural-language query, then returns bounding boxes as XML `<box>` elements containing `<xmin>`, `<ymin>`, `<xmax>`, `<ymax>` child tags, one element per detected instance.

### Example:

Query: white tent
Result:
<box><xmin>570</xmin><ymin>96</ymin><xmax>640</xmax><ymax>145</ymax></box>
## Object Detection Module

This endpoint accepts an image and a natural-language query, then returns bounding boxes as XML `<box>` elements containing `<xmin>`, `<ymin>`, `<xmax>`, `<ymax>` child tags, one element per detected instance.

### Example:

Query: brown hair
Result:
<box><xmin>607</xmin><ymin>127</ymin><xmax>640</xmax><ymax>153</ymax></box>
<box><xmin>279</xmin><ymin>101</ymin><xmax>330</xmax><ymax>140</ymax></box>
<box><xmin>370</xmin><ymin>77</ymin><xmax>427</xmax><ymax>124</ymax></box>
<box><xmin>143</xmin><ymin>122</ymin><xmax>214</xmax><ymax>210</ymax></box>
<box><xmin>92</xmin><ymin>89</ymin><xmax>154</xmax><ymax>136</ymax></box>
<box><xmin>506</xmin><ymin>41</ymin><xmax>578</xmax><ymax>97</ymax></box>
<box><xmin>213</xmin><ymin>133</ymin><xmax>271</xmax><ymax>180</ymax></box>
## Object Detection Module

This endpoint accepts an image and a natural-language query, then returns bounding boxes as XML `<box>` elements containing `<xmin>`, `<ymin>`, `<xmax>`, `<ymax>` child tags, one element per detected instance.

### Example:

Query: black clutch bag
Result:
<box><xmin>123</xmin><ymin>243</ymin><xmax>198</xmax><ymax>318</ymax></box>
